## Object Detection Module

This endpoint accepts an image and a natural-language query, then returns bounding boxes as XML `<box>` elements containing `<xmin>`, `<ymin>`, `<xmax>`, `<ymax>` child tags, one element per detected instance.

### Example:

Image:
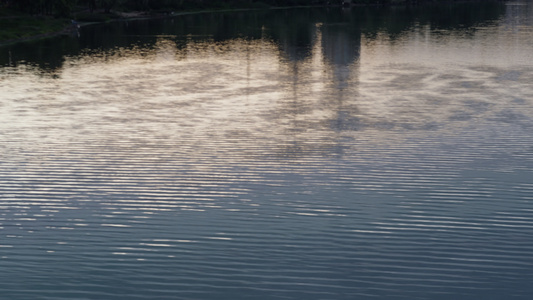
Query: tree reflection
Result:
<box><xmin>0</xmin><ymin>2</ymin><xmax>507</xmax><ymax>75</ymax></box>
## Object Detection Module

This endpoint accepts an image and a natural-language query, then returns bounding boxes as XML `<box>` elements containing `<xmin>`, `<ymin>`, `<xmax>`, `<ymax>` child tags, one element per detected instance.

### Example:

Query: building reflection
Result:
<box><xmin>0</xmin><ymin>3</ymin><xmax>507</xmax><ymax>75</ymax></box>
<box><xmin>0</xmin><ymin>3</ymin><xmax>512</xmax><ymax>161</ymax></box>
<box><xmin>320</xmin><ymin>20</ymin><xmax>360</xmax><ymax>91</ymax></box>
<box><xmin>269</xmin><ymin>9</ymin><xmax>362</xmax><ymax>159</ymax></box>
<box><xmin>503</xmin><ymin>0</ymin><xmax>533</xmax><ymax>29</ymax></box>
<box><xmin>321</xmin><ymin>18</ymin><xmax>361</xmax><ymax>138</ymax></box>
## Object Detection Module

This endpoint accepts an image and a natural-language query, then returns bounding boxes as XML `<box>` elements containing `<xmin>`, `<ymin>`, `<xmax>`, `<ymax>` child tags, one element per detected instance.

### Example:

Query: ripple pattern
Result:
<box><xmin>2</xmin><ymin>7</ymin><xmax>533</xmax><ymax>300</ymax></box>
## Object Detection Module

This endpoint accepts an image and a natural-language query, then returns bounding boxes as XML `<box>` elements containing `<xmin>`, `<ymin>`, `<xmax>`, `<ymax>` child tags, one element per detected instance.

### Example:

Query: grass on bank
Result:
<box><xmin>0</xmin><ymin>2</ymin><xmax>263</xmax><ymax>44</ymax></box>
<box><xmin>0</xmin><ymin>1</ymin><xmax>271</xmax><ymax>45</ymax></box>
<box><xmin>0</xmin><ymin>9</ymin><xmax>70</xmax><ymax>43</ymax></box>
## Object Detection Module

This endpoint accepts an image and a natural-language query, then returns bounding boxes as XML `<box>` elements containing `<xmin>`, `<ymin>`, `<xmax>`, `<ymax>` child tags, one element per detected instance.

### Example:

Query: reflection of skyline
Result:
<box><xmin>319</xmin><ymin>21</ymin><xmax>361</xmax><ymax>156</ymax></box>
<box><xmin>268</xmin><ymin>16</ymin><xmax>361</xmax><ymax>159</ymax></box>
<box><xmin>0</xmin><ymin>2</ymin><xmax>507</xmax><ymax>72</ymax></box>
<box><xmin>503</xmin><ymin>0</ymin><xmax>533</xmax><ymax>29</ymax></box>
<box><xmin>1</xmin><ymin>2</ymin><xmax>518</xmax><ymax>159</ymax></box>
<box><xmin>3</xmin><ymin>6</ymin><xmax>533</xmax><ymax>300</ymax></box>
<box><xmin>320</xmin><ymin>22</ymin><xmax>360</xmax><ymax>88</ymax></box>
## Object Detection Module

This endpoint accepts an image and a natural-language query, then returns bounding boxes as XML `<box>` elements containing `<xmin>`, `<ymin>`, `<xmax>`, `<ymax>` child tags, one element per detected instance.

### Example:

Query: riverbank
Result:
<box><xmin>0</xmin><ymin>0</ymin><xmax>505</xmax><ymax>47</ymax></box>
<box><xmin>0</xmin><ymin>5</ymin><xmax>276</xmax><ymax>46</ymax></box>
<box><xmin>0</xmin><ymin>9</ymin><xmax>163</xmax><ymax>46</ymax></box>
<box><xmin>0</xmin><ymin>10</ymin><xmax>69</xmax><ymax>45</ymax></box>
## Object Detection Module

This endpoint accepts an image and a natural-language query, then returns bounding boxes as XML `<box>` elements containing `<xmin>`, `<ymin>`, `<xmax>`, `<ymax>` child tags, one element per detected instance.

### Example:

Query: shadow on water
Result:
<box><xmin>0</xmin><ymin>1</ymin><xmax>507</xmax><ymax>74</ymax></box>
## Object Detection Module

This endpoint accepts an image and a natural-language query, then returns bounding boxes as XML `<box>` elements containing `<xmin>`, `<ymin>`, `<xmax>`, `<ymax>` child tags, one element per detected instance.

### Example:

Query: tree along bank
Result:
<box><xmin>2</xmin><ymin>1</ymin><xmax>448</xmax><ymax>17</ymax></box>
<box><xmin>0</xmin><ymin>0</ymin><xmax>504</xmax><ymax>45</ymax></box>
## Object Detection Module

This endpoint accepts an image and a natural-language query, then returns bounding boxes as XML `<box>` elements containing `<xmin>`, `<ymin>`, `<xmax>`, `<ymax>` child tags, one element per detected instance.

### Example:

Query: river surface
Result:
<box><xmin>2</xmin><ymin>2</ymin><xmax>533</xmax><ymax>299</ymax></box>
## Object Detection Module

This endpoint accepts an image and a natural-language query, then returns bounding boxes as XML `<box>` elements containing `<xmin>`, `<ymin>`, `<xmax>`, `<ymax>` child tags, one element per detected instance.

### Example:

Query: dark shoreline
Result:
<box><xmin>0</xmin><ymin>0</ymin><xmax>508</xmax><ymax>47</ymax></box>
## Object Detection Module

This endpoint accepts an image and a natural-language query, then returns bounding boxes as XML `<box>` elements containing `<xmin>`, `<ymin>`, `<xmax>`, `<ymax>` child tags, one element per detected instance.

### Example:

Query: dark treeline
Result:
<box><xmin>2</xmin><ymin>0</ymin><xmax>77</xmax><ymax>16</ymax></box>
<box><xmin>1</xmin><ymin>1</ymin><xmax>506</xmax><ymax>72</ymax></box>
<box><xmin>1</xmin><ymin>0</ymin><xmax>448</xmax><ymax>17</ymax></box>
<box><xmin>2</xmin><ymin>0</ymin><xmax>325</xmax><ymax>17</ymax></box>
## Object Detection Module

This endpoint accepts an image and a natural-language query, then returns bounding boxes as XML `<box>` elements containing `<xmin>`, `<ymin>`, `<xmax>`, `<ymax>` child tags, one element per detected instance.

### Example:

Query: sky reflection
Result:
<box><xmin>2</xmin><ymin>3</ymin><xmax>533</xmax><ymax>299</ymax></box>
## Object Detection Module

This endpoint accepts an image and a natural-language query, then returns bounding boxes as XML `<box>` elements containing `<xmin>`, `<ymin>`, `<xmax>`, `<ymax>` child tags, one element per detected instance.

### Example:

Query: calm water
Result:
<box><xmin>2</xmin><ymin>2</ymin><xmax>533</xmax><ymax>299</ymax></box>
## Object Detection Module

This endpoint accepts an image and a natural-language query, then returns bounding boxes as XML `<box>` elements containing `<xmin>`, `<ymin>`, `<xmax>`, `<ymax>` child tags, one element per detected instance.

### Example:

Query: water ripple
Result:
<box><xmin>3</xmin><ymin>5</ymin><xmax>533</xmax><ymax>300</ymax></box>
